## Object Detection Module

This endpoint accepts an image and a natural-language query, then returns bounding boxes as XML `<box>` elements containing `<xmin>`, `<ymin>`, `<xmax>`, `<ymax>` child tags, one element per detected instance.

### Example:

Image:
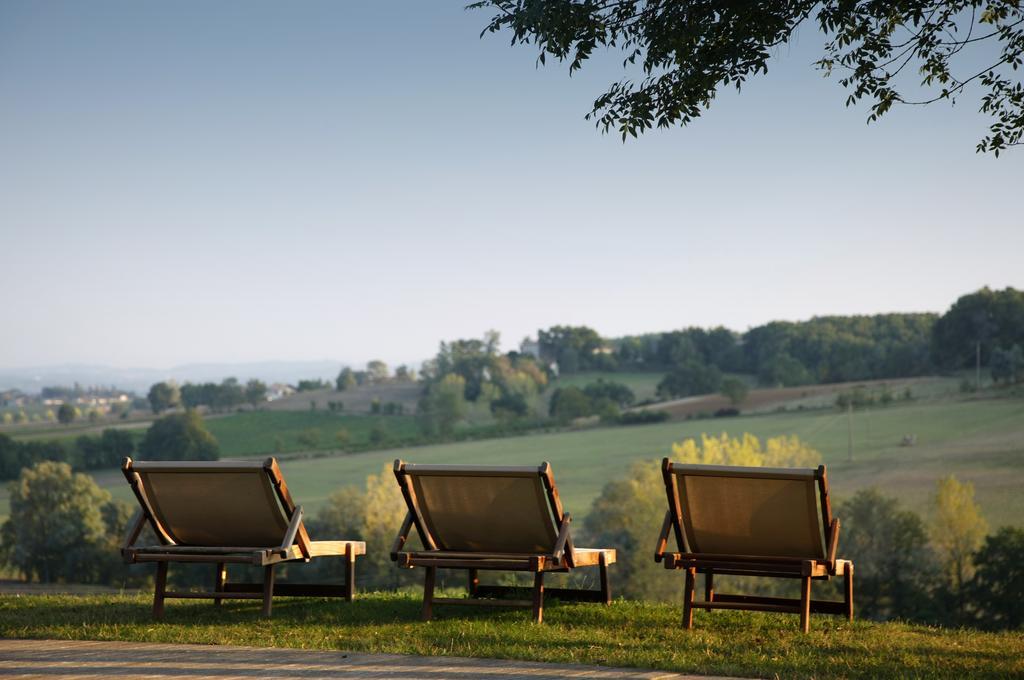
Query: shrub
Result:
<box><xmin>670</xmin><ymin>432</ymin><xmax>820</xmax><ymax>468</ymax></box>
<box><xmin>138</xmin><ymin>410</ymin><xmax>220</xmax><ymax>461</ymax></box>
<box><xmin>548</xmin><ymin>386</ymin><xmax>592</xmax><ymax>423</ymax></box>
<box><xmin>297</xmin><ymin>428</ymin><xmax>322</xmax><ymax>449</ymax></box>
<box><xmin>618</xmin><ymin>410</ymin><xmax>669</xmax><ymax>425</ymax></box>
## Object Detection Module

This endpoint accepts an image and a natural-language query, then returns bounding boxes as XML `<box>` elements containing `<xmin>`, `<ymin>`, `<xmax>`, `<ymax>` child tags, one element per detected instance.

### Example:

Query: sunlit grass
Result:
<box><xmin>1</xmin><ymin>592</ymin><xmax>1020</xmax><ymax>678</ymax></box>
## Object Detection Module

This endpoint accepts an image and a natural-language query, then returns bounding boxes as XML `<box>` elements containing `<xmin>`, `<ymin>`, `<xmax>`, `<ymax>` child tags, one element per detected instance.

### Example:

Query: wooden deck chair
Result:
<box><xmin>391</xmin><ymin>460</ymin><xmax>616</xmax><ymax>623</ymax></box>
<box><xmin>654</xmin><ymin>459</ymin><xmax>854</xmax><ymax>633</ymax></box>
<box><xmin>121</xmin><ymin>457</ymin><xmax>366</xmax><ymax>619</ymax></box>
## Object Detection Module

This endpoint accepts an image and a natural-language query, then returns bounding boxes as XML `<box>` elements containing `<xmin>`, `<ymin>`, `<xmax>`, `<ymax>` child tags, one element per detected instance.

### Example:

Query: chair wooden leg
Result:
<box><xmin>704</xmin><ymin>570</ymin><xmax>714</xmax><ymax>612</ymax></box>
<box><xmin>153</xmin><ymin>562</ymin><xmax>168</xmax><ymax>620</ymax></box>
<box><xmin>213</xmin><ymin>562</ymin><xmax>226</xmax><ymax>608</ymax></box>
<box><xmin>682</xmin><ymin>567</ymin><xmax>696</xmax><ymax>630</ymax></box>
<box><xmin>799</xmin><ymin>575</ymin><xmax>812</xmax><ymax>633</ymax></box>
<box><xmin>422</xmin><ymin>567</ymin><xmax>436</xmax><ymax>621</ymax></box>
<box><xmin>599</xmin><ymin>551</ymin><xmax>611</xmax><ymax>605</ymax></box>
<box><xmin>344</xmin><ymin>543</ymin><xmax>356</xmax><ymax>602</ymax></box>
<box><xmin>532</xmin><ymin>571</ymin><xmax>545</xmax><ymax>624</ymax></box>
<box><xmin>468</xmin><ymin>568</ymin><xmax>479</xmax><ymax>597</ymax></box>
<box><xmin>844</xmin><ymin>563</ymin><xmax>855</xmax><ymax>622</ymax></box>
<box><xmin>262</xmin><ymin>565</ymin><xmax>275</xmax><ymax>618</ymax></box>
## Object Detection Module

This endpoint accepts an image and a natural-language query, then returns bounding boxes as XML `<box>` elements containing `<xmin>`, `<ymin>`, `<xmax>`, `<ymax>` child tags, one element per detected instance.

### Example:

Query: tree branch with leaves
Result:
<box><xmin>470</xmin><ymin>0</ymin><xmax>1024</xmax><ymax>154</ymax></box>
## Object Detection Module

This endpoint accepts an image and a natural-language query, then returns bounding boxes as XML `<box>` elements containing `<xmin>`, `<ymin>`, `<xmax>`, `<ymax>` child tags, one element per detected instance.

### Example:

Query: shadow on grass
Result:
<box><xmin>3</xmin><ymin>594</ymin><xmax>1022</xmax><ymax>680</ymax></box>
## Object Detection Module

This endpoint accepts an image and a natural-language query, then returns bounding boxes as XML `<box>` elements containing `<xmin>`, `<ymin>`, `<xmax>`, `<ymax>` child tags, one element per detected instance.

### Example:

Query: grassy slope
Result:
<box><xmin>248</xmin><ymin>395</ymin><xmax>1024</xmax><ymax>527</ymax></box>
<box><xmin>202</xmin><ymin>411</ymin><xmax>420</xmax><ymax>457</ymax></box>
<box><xmin>0</xmin><ymin>593</ymin><xmax>1020</xmax><ymax>679</ymax></box>
<box><xmin>2</xmin><ymin>396</ymin><xmax>1022</xmax><ymax>527</ymax></box>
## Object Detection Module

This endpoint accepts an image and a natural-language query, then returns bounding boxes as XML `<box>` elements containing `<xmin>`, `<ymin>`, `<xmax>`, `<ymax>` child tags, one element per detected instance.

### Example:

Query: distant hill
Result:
<box><xmin>0</xmin><ymin>360</ymin><xmax>356</xmax><ymax>394</ymax></box>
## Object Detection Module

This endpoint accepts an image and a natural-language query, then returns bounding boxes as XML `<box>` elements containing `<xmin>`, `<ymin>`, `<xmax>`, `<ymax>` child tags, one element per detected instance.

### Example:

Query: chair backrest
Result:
<box><xmin>122</xmin><ymin>458</ymin><xmax>296</xmax><ymax>548</ymax></box>
<box><xmin>663</xmin><ymin>460</ymin><xmax>829</xmax><ymax>560</ymax></box>
<box><xmin>394</xmin><ymin>461</ymin><xmax>564</xmax><ymax>554</ymax></box>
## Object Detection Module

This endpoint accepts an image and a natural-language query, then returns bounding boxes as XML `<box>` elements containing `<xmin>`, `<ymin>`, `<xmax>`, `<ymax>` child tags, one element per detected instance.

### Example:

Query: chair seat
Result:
<box><xmin>130</xmin><ymin>540</ymin><xmax>366</xmax><ymax>564</ymax></box>
<box><xmin>397</xmin><ymin>547</ymin><xmax>615</xmax><ymax>566</ymax></box>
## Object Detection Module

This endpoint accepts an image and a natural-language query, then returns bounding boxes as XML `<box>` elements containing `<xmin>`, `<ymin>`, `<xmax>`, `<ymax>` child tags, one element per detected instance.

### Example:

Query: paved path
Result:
<box><xmin>0</xmin><ymin>639</ymin><xmax>736</xmax><ymax>679</ymax></box>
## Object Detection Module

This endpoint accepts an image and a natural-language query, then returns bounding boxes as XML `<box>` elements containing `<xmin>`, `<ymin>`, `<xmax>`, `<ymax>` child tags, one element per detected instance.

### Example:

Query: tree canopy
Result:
<box><xmin>137</xmin><ymin>410</ymin><xmax>220</xmax><ymax>461</ymax></box>
<box><xmin>0</xmin><ymin>461</ymin><xmax>129</xmax><ymax>583</ymax></box>
<box><xmin>931</xmin><ymin>287</ymin><xmax>1024</xmax><ymax>368</ymax></box>
<box><xmin>472</xmin><ymin>0</ymin><xmax>1024</xmax><ymax>154</ymax></box>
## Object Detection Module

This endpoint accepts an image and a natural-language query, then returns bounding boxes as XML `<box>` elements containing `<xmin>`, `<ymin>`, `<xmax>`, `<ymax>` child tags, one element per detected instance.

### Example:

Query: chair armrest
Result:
<box><xmin>552</xmin><ymin>512</ymin><xmax>572</xmax><ymax>562</ymax></box>
<box><xmin>654</xmin><ymin>510</ymin><xmax>672</xmax><ymax>563</ymax></box>
<box><xmin>391</xmin><ymin>510</ymin><xmax>415</xmax><ymax>561</ymax></box>
<box><xmin>121</xmin><ymin>509</ymin><xmax>147</xmax><ymax>551</ymax></box>
<box><xmin>826</xmin><ymin>517</ymin><xmax>840</xmax><ymax>568</ymax></box>
<box><xmin>277</xmin><ymin>505</ymin><xmax>306</xmax><ymax>559</ymax></box>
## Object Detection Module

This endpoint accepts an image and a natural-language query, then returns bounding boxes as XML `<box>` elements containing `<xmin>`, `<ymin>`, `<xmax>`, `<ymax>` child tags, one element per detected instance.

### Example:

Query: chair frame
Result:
<box><xmin>654</xmin><ymin>459</ymin><xmax>854</xmax><ymax>633</ymax></box>
<box><xmin>121</xmin><ymin>456</ymin><xmax>364</xmax><ymax>619</ymax></box>
<box><xmin>391</xmin><ymin>459</ymin><xmax>613</xmax><ymax>623</ymax></box>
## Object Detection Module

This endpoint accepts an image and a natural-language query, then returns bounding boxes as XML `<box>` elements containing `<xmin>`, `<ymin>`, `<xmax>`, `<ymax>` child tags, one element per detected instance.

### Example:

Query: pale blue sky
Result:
<box><xmin>1</xmin><ymin>1</ymin><xmax>1021</xmax><ymax>370</ymax></box>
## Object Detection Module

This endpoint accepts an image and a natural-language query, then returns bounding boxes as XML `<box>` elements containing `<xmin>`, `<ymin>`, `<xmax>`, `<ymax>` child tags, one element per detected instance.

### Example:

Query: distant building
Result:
<box><xmin>0</xmin><ymin>390</ymin><xmax>26</xmax><ymax>408</ymax></box>
<box><xmin>267</xmin><ymin>383</ymin><xmax>296</xmax><ymax>401</ymax></box>
<box><xmin>520</xmin><ymin>337</ymin><xmax>541</xmax><ymax>360</ymax></box>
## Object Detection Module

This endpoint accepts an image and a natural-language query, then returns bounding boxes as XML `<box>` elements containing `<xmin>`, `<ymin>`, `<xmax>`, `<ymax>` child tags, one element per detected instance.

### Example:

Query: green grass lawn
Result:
<box><xmin>0</xmin><ymin>592</ymin><xmax>1019</xmax><ymax>679</ymax></box>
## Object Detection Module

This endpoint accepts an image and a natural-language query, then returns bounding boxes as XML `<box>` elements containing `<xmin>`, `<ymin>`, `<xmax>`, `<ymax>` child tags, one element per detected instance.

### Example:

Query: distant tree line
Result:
<box><xmin>39</xmin><ymin>384</ymin><xmax>126</xmax><ymax>401</ymax></box>
<box><xmin>0</xmin><ymin>411</ymin><xmax>220</xmax><ymax>481</ymax></box>
<box><xmin>335</xmin><ymin>361</ymin><xmax>416</xmax><ymax>391</ymax></box>
<box><xmin>535</xmin><ymin>287</ymin><xmax>1024</xmax><ymax>397</ymax></box>
<box><xmin>146</xmin><ymin>378</ymin><xmax>267</xmax><ymax>414</ymax></box>
<box><xmin>0</xmin><ymin>430</ymin><xmax>133</xmax><ymax>481</ymax></box>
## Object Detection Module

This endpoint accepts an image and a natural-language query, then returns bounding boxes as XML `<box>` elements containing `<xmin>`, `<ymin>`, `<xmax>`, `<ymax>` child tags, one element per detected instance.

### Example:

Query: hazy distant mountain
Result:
<box><xmin>0</xmin><ymin>361</ymin><xmax>356</xmax><ymax>394</ymax></box>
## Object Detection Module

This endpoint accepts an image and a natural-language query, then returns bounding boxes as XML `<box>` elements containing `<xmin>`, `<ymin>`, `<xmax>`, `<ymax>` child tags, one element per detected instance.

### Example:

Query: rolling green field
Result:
<box><xmin>5</xmin><ymin>394</ymin><xmax>1021</xmax><ymax>529</ymax></box>
<box><xmin>1</xmin><ymin>593</ymin><xmax>1020</xmax><ymax>679</ymax></box>
<box><xmin>203</xmin><ymin>411</ymin><xmax>420</xmax><ymax>457</ymax></box>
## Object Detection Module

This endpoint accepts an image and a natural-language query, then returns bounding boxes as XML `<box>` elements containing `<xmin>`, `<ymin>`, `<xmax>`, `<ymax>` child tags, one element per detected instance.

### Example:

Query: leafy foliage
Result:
<box><xmin>0</xmin><ymin>462</ymin><xmax>130</xmax><ymax>583</ymax></box>
<box><xmin>549</xmin><ymin>380</ymin><xmax>631</xmax><ymax>422</ymax></box>
<box><xmin>472</xmin><ymin>0</ymin><xmax>1024</xmax><ymax>154</ymax></box>
<box><xmin>932</xmin><ymin>287</ymin><xmax>1024</xmax><ymax>369</ymax></box>
<box><xmin>0</xmin><ymin>429</ymin><xmax>136</xmax><ymax>481</ymax></box>
<box><xmin>931</xmin><ymin>475</ymin><xmax>989</xmax><ymax>620</ymax></box>
<box><xmin>548</xmin><ymin>385</ymin><xmax>596</xmax><ymax>422</ymax></box>
<box><xmin>538</xmin><ymin>325</ymin><xmax>609</xmax><ymax>372</ymax></box>
<box><xmin>583</xmin><ymin>460</ymin><xmax>676</xmax><ymax>601</ymax></box>
<box><xmin>969</xmin><ymin>527</ymin><xmax>1024</xmax><ymax>630</ymax></box>
<box><xmin>838</xmin><ymin>489</ymin><xmax>941</xmax><ymax>622</ymax></box>
<box><xmin>669</xmin><ymin>432</ymin><xmax>821</xmax><ymax>468</ymax></box>
<box><xmin>991</xmin><ymin>344</ymin><xmax>1024</xmax><ymax>383</ymax></box>
<box><xmin>719</xmin><ymin>377</ymin><xmax>749</xmax><ymax>406</ymax></box>
<box><xmin>306</xmin><ymin>465</ymin><xmax>418</xmax><ymax>590</ymax></box>
<box><xmin>137</xmin><ymin>410</ymin><xmax>220</xmax><ymax>461</ymax></box>
<box><xmin>418</xmin><ymin>331</ymin><xmax>548</xmax><ymax>431</ymax></box>
<box><xmin>179</xmin><ymin>377</ymin><xmax>248</xmax><ymax>412</ymax></box>
<box><xmin>146</xmin><ymin>381</ymin><xmax>180</xmax><ymax>414</ymax></box>
<box><xmin>56</xmin><ymin>403</ymin><xmax>76</xmax><ymax>425</ymax></box>
<box><xmin>417</xmin><ymin>374</ymin><xmax>468</xmax><ymax>436</ymax></box>
<box><xmin>656</xmin><ymin>359</ymin><xmax>722</xmax><ymax>398</ymax></box>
